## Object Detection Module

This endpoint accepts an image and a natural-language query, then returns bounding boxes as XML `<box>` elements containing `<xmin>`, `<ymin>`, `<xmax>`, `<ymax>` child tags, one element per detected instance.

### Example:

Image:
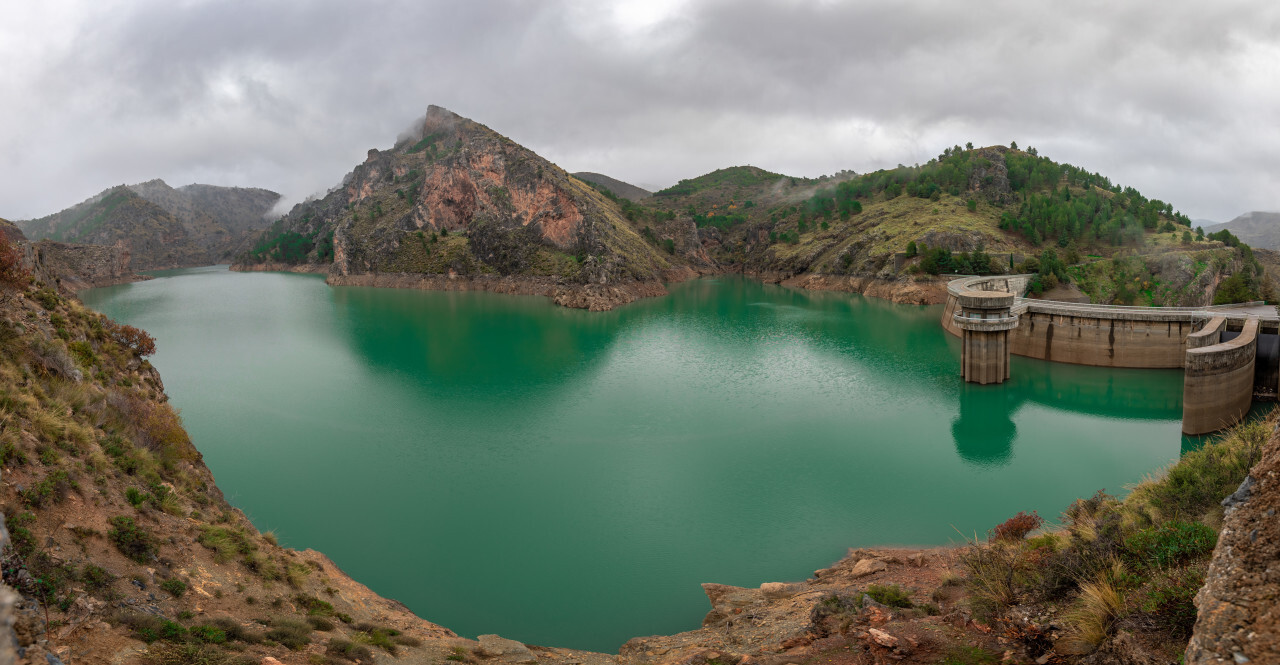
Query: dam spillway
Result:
<box><xmin>942</xmin><ymin>275</ymin><xmax>1277</xmax><ymax>435</ymax></box>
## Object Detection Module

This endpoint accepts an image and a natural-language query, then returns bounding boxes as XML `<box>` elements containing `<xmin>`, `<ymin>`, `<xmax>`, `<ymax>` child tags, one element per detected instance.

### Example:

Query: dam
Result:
<box><xmin>942</xmin><ymin>275</ymin><xmax>1277</xmax><ymax>435</ymax></box>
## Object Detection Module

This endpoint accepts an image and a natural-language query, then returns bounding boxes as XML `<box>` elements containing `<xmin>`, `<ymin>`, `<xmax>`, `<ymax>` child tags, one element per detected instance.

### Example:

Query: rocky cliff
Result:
<box><xmin>16</xmin><ymin>181</ymin><xmax>278</xmax><ymax>271</ymax></box>
<box><xmin>1</xmin><ymin>218</ymin><xmax>137</xmax><ymax>291</ymax></box>
<box><xmin>235</xmin><ymin>106</ymin><xmax>690</xmax><ymax>310</ymax></box>
<box><xmin>1187</xmin><ymin>422</ymin><xmax>1280</xmax><ymax>664</ymax></box>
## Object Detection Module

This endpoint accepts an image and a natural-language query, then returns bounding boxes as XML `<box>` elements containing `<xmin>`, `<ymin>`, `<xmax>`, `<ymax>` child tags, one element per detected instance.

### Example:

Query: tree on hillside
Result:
<box><xmin>1010</xmin><ymin>141</ymin><xmax>1018</xmax><ymax>150</ymax></box>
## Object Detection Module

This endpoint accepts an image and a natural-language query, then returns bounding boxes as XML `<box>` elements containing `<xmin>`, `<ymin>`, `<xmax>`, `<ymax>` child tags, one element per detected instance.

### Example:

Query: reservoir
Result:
<box><xmin>83</xmin><ymin>266</ymin><xmax>1202</xmax><ymax>651</ymax></box>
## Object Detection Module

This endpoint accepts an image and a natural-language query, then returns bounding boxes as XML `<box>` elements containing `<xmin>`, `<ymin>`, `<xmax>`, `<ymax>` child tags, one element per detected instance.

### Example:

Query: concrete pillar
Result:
<box><xmin>1183</xmin><ymin>318</ymin><xmax>1258</xmax><ymax>435</ymax></box>
<box><xmin>953</xmin><ymin>290</ymin><xmax>1019</xmax><ymax>385</ymax></box>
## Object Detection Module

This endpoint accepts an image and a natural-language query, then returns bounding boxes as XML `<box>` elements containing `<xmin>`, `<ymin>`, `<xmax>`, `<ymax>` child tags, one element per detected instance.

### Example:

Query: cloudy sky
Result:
<box><xmin>2</xmin><ymin>0</ymin><xmax>1278</xmax><ymax>222</ymax></box>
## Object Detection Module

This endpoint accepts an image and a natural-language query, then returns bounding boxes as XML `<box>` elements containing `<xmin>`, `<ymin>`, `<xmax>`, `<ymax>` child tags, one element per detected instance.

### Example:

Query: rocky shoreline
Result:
<box><xmin>230</xmin><ymin>261</ymin><xmax>940</xmax><ymax>311</ymax></box>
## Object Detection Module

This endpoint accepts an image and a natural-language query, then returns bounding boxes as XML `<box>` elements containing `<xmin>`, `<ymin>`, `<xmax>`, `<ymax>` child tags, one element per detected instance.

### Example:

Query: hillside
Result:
<box><xmin>617</xmin><ymin>146</ymin><xmax>1270</xmax><ymax>306</ymax></box>
<box><xmin>16</xmin><ymin>181</ymin><xmax>278</xmax><ymax>271</ymax></box>
<box><xmin>235</xmin><ymin>106</ymin><xmax>690</xmax><ymax>310</ymax></box>
<box><xmin>1204</xmin><ymin>211</ymin><xmax>1280</xmax><ymax>250</ymax></box>
<box><xmin>572</xmin><ymin>172</ymin><xmax>651</xmax><ymax>202</ymax></box>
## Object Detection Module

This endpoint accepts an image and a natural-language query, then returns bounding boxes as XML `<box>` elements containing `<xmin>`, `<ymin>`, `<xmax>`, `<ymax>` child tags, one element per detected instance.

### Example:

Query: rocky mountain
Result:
<box><xmin>17</xmin><ymin>181</ymin><xmax>279</xmax><ymax>270</ymax></box>
<box><xmin>1204</xmin><ymin>211</ymin><xmax>1280</xmax><ymax>250</ymax></box>
<box><xmin>235</xmin><ymin>106</ymin><xmax>689</xmax><ymax>310</ymax></box>
<box><xmin>572</xmin><ymin>172</ymin><xmax>652</xmax><ymax>201</ymax></box>
<box><xmin>2</xmin><ymin>217</ymin><xmax>136</xmax><ymax>290</ymax></box>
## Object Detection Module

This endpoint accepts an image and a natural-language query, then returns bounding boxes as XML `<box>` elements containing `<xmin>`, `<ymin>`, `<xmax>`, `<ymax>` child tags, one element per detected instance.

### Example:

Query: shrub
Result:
<box><xmin>22</xmin><ymin>469</ymin><xmax>71</xmax><ymax>507</ymax></box>
<box><xmin>958</xmin><ymin>541</ymin><xmax>1026</xmax><ymax>621</ymax></box>
<box><xmin>1123</xmin><ymin>521</ymin><xmax>1216</xmax><ymax>571</ymax></box>
<box><xmin>109</xmin><ymin>322</ymin><xmax>156</xmax><ymax>357</ymax></box>
<box><xmin>160</xmin><ymin>578</ymin><xmax>188</xmax><ymax>598</ymax></box>
<box><xmin>68</xmin><ymin>340</ymin><xmax>98</xmax><ymax>367</ymax></box>
<box><xmin>108</xmin><ymin>515</ymin><xmax>159</xmax><ymax>563</ymax></box>
<box><xmin>33</xmin><ymin>288</ymin><xmax>61</xmax><ymax>310</ymax></box>
<box><xmin>209</xmin><ymin>617</ymin><xmax>263</xmax><ymax>644</ymax></box>
<box><xmin>126</xmin><ymin>487</ymin><xmax>147</xmax><ymax>506</ymax></box>
<box><xmin>1140</xmin><ymin>566</ymin><xmax>1206</xmax><ymax>638</ymax></box>
<box><xmin>188</xmin><ymin>625</ymin><xmax>227</xmax><ymax>644</ymax></box>
<box><xmin>991</xmin><ymin>510</ymin><xmax>1043</xmax><ymax>542</ymax></box>
<box><xmin>265</xmin><ymin>617</ymin><xmax>313</xmax><ymax>650</ymax></box>
<box><xmin>306</xmin><ymin>616</ymin><xmax>335</xmax><ymax>631</ymax></box>
<box><xmin>806</xmin><ymin>592</ymin><xmax>860</xmax><ymax>638</ymax></box>
<box><xmin>295</xmin><ymin>595</ymin><xmax>335</xmax><ymax>616</ymax></box>
<box><xmin>326</xmin><ymin>638</ymin><xmax>373</xmax><ymax>663</ymax></box>
<box><xmin>81</xmin><ymin>564</ymin><xmax>116</xmax><ymax>594</ymax></box>
<box><xmin>1127</xmin><ymin>419</ymin><xmax>1267</xmax><ymax>522</ymax></box>
<box><xmin>864</xmin><ymin>583</ymin><xmax>913</xmax><ymax>608</ymax></box>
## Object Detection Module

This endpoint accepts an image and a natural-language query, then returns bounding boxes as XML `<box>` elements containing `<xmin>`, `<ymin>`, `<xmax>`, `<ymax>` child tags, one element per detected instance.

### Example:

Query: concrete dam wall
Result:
<box><xmin>942</xmin><ymin>275</ymin><xmax>1275</xmax><ymax>434</ymax></box>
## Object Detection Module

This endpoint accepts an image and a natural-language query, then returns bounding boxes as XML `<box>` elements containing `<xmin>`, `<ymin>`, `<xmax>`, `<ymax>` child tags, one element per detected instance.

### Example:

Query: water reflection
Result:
<box><xmin>952</xmin><ymin>383</ymin><xmax>1018</xmax><ymax>467</ymax></box>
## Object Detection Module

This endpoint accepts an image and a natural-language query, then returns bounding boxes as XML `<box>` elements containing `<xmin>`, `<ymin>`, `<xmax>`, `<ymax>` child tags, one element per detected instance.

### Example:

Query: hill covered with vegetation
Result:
<box><xmin>615</xmin><ymin>144</ymin><xmax>1270</xmax><ymax>306</ymax></box>
<box><xmin>16</xmin><ymin>181</ymin><xmax>279</xmax><ymax>270</ymax></box>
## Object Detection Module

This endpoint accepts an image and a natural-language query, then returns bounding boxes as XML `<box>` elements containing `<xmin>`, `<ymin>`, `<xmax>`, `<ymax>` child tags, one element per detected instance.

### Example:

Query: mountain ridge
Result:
<box><xmin>16</xmin><ymin>180</ymin><xmax>279</xmax><ymax>270</ymax></box>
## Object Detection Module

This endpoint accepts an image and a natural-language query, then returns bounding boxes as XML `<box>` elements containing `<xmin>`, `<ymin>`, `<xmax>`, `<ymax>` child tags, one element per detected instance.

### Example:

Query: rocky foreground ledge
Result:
<box><xmin>1186</xmin><ymin>430</ymin><xmax>1280</xmax><ymax>663</ymax></box>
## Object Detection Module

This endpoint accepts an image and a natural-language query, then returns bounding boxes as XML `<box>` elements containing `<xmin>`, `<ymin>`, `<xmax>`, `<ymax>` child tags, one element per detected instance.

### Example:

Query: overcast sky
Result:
<box><xmin>2</xmin><ymin>0</ymin><xmax>1278</xmax><ymax>222</ymax></box>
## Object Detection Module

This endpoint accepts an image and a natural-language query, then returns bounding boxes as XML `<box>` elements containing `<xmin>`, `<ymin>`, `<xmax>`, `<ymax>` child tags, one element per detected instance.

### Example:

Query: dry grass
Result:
<box><xmin>1060</xmin><ymin>579</ymin><xmax>1127</xmax><ymax>654</ymax></box>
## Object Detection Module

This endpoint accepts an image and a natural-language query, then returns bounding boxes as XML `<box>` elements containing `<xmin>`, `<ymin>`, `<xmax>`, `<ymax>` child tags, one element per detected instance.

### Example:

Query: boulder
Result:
<box><xmin>476</xmin><ymin>634</ymin><xmax>537</xmax><ymax>664</ymax></box>
<box><xmin>850</xmin><ymin>559</ymin><xmax>887</xmax><ymax>578</ymax></box>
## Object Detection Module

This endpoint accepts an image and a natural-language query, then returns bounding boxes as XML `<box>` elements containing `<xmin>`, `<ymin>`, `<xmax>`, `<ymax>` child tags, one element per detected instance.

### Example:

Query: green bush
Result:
<box><xmin>33</xmin><ymin>288</ymin><xmax>61</xmax><ymax>310</ymax></box>
<box><xmin>327</xmin><ymin>638</ymin><xmax>373</xmax><ymax>663</ymax></box>
<box><xmin>22</xmin><ymin>469</ymin><xmax>70</xmax><ymax>507</ymax></box>
<box><xmin>1124</xmin><ymin>521</ymin><xmax>1217</xmax><ymax>571</ymax></box>
<box><xmin>865</xmin><ymin>583</ymin><xmax>913</xmax><ymax>608</ymax></box>
<box><xmin>108</xmin><ymin>515</ymin><xmax>159</xmax><ymax>563</ymax></box>
<box><xmin>81</xmin><ymin>564</ymin><xmax>116</xmax><ymax>594</ymax></box>
<box><xmin>306</xmin><ymin>616</ymin><xmax>335</xmax><ymax>631</ymax></box>
<box><xmin>295</xmin><ymin>594</ymin><xmax>335</xmax><ymax>616</ymax></box>
<box><xmin>188</xmin><ymin>624</ymin><xmax>228</xmax><ymax>644</ymax></box>
<box><xmin>160</xmin><ymin>578</ymin><xmax>188</xmax><ymax>598</ymax></box>
<box><xmin>126</xmin><ymin>487</ymin><xmax>147</xmax><ymax>506</ymax></box>
<box><xmin>1140</xmin><ymin>566</ymin><xmax>1205</xmax><ymax>638</ymax></box>
<box><xmin>265</xmin><ymin>618</ymin><xmax>312</xmax><ymax>650</ymax></box>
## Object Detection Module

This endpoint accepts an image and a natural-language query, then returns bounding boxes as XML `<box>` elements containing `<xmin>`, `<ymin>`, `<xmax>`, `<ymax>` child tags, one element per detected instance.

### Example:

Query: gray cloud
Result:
<box><xmin>2</xmin><ymin>0</ymin><xmax>1278</xmax><ymax>222</ymax></box>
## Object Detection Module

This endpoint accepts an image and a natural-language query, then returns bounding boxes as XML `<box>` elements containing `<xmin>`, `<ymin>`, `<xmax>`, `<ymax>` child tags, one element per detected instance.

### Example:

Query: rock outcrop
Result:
<box><xmin>1</xmin><ymin>218</ymin><xmax>139</xmax><ymax>290</ymax></box>
<box><xmin>235</xmin><ymin>105</ymin><xmax>685</xmax><ymax>310</ymax></box>
<box><xmin>1186</xmin><ymin>423</ymin><xmax>1280</xmax><ymax>664</ymax></box>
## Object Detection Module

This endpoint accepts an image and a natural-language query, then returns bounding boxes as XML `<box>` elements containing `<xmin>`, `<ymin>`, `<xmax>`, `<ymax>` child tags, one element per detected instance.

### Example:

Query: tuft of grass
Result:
<box><xmin>1060</xmin><ymin>580</ymin><xmax>1127</xmax><ymax>655</ymax></box>
<box><xmin>197</xmin><ymin>526</ymin><xmax>256</xmax><ymax>564</ymax></box>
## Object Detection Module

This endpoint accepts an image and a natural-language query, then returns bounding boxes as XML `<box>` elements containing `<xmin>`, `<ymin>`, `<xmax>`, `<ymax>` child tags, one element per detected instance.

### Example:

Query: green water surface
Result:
<box><xmin>83</xmin><ymin>267</ymin><xmax>1199</xmax><ymax>651</ymax></box>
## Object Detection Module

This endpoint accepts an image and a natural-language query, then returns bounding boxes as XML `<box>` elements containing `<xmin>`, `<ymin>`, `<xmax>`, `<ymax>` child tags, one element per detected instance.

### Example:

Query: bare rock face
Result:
<box><xmin>240</xmin><ymin>105</ymin><xmax>680</xmax><ymax>310</ymax></box>
<box><xmin>1186</xmin><ymin>425</ymin><xmax>1280</xmax><ymax>664</ymax></box>
<box><xmin>967</xmin><ymin>147</ymin><xmax>1013</xmax><ymax>204</ymax></box>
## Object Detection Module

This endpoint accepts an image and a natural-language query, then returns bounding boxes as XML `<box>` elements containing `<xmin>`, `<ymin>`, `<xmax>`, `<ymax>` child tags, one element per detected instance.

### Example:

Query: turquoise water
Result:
<box><xmin>83</xmin><ymin>267</ymin><xmax>1198</xmax><ymax>651</ymax></box>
